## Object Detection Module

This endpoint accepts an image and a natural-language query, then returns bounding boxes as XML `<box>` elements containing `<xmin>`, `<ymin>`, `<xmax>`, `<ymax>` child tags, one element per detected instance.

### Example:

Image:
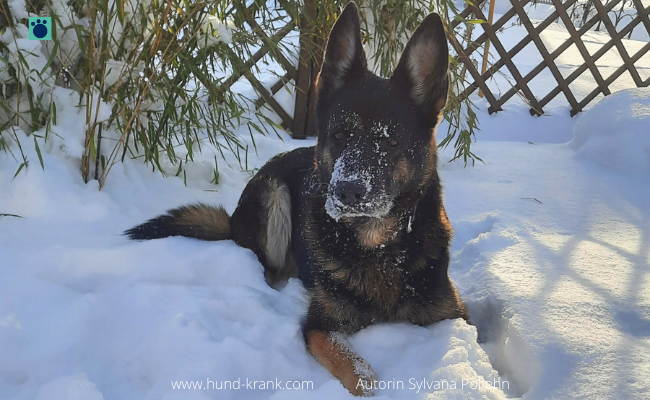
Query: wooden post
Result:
<box><xmin>304</xmin><ymin>35</ymin><xmax>324</xmax><ymax>138</ymax></box>
<box><xmin>292</xmin><ymin>0</ymin><xmax>316</xmax><ymax>139</ymax></box>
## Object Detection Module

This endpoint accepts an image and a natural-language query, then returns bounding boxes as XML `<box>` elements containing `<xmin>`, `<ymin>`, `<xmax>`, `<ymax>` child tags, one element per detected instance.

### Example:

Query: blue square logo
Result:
<box><xmin>29</xmin><ymin>17</ymin><xmax>52</xmax><ymax>40</ymax></box>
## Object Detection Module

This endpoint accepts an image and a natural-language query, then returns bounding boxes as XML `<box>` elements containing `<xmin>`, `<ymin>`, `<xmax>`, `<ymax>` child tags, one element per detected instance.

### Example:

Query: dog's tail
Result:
<box><xmin>124</xmin><ymin>203</ymin><xmax>231</xmax><ymax>241</ymax></box>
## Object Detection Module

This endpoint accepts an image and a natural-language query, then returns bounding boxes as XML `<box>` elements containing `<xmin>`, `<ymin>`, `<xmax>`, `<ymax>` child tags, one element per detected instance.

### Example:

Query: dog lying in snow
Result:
<box><xmin>126</xmin><ymin>2</ymin><xmax>467</xmax><ymax>396</ymax></box>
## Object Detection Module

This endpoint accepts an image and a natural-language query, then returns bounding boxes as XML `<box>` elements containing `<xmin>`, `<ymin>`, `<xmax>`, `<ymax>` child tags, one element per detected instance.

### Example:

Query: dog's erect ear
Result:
<box><xmin>391</xmin><ymin>13</ymin><xmax>449</xmax><ymax>125</ymax></box>
<box><xmin>317</xmin><ymin>2</ymin><xmax>367</xmax><ymax>102</ymax></box>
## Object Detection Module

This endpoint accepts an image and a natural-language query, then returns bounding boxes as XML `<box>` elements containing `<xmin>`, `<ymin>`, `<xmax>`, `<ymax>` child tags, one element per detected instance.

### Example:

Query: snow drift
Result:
<box><xmin>570</xmin><ymin>87</ymin><xmax>650</xmax><ymax>174</ymax></box>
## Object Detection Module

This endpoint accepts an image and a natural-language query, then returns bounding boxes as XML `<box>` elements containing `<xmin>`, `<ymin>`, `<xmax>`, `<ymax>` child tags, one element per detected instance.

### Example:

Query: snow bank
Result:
<box><xmin>3</xmin><ymin>83</ymin><xmax>650</xmax><ymax>399</ymax></box>
<box><xmin>570</xmin><ymin>88</ymin><xmax>650</xmax><ymax>173</ymax></box>
<box><xmin>0</xmin><ymin>139</ymin><xmax>509</xmax><ymax>400</ymax></box>
<box><xmin>440</xmin><ymin>136</ymin><xmax>650</xmax><ymax>400</ymax></box>
<box><xmin>3</xmin><ymin>98</ymin><xmax>650</xmax><ymax>399</ymax></box>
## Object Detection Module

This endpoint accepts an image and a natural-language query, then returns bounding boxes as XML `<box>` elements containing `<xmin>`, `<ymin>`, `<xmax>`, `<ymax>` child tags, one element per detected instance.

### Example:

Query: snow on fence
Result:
<box><xmin>445</xmin><ymin>0</ymin><xmax>650</xmax><ymax>117</ymax></box>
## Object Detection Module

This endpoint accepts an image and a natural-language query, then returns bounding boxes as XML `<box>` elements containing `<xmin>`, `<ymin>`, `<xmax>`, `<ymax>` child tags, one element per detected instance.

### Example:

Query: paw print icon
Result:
<box><xmin>29</xmin><ymin>17</ymin><xmax>52</xmax><ymax>40</ymax></box>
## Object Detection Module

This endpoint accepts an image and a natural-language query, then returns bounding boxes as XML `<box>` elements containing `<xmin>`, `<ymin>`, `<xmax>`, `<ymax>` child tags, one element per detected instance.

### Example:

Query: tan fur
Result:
<box><xmin>306</xmin><ymin>330</ymin><xmax>374</xmax><ymax>396</ymax></box>
<box><xmin>174</xmin><ymin>204</ymin><xmax>231</xmax><ymax>240</ymax></box>
<box><xmin>439</xmin><ymin>207</ymin><xmax>452</xmax><ymax>234</ymax></box>
<box><xmin>323</xmin><ymin>261</ymin><xmax>350</xmax><ymax>281</ymax></box>
<box><xmin>354</xmin><ymin>217</ymin><xmax>400</xmax><ymax>248</ymax></box>
<box><xmin>320</xmin><ymin>260</ymin><xmax>403</xmax><ymax>315</ymax></box>
<box><xmin>331</xmin><ymin>268</ymin><xmax>350</xmax><ymax>281</ymax></box>
<box><xmin>323</xmin><ymin>262</ymin><xmax>340</xmax><ymax>272</ymax></box>
<box><xmin>449</xmin><ymin>283</ymin><xmax>469</xmax><ymax>320</ymax></box>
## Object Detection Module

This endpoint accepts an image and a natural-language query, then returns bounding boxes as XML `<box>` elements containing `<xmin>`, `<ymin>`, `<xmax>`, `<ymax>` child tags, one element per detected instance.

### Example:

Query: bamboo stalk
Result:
<box><xmin>479</xmin><ymin>0</ymin><xmax>496</xmax><ymax>98</ymax></box>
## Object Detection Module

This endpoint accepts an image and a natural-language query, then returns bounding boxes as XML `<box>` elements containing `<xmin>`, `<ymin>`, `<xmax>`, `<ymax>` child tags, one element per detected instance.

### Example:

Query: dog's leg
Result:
<box><xmin>231</xmin><ymin>176</ymin><xmax>296</xmax><ymax>287</ymax></box>
<box><xmin>305</xmin><ymin>330</ymin><xmax>375</xmax><ymax>396</ymax></box>
<box><xmin>304</xmin><ymin>297</ymin><xmax>375</xmax><ymax>396</ymax></box>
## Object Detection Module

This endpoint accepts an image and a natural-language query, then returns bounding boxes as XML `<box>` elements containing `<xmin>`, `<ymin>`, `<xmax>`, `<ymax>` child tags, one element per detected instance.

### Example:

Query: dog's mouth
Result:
<box><xmin>324</xmin><ymin>152</ymin><xmax>394</xmax><ymax>221</ymax></box>
<box><xmin>324</xmin><ymin>193</ymin><xmax>393</xmax><ymax>221</ymax></box>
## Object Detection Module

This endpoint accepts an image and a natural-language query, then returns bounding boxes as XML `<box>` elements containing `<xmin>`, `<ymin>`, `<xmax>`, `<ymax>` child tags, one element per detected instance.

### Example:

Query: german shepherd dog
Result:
<box><xmin>126</xmin><ymin>2</ymin><xmax>467</xmax><ymax>396</ymax></box>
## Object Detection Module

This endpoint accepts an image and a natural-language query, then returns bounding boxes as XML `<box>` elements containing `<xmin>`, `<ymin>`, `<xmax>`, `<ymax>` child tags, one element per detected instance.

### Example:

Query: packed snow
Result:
<box><xmin>2</xmin><ymin>1</ymin><xmax>650</xmax><ymax>400</ymax></box>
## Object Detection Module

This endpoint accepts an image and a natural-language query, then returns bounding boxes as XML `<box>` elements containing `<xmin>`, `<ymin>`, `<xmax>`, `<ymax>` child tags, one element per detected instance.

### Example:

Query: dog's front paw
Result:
<box><xmin>306</xmin><ymin>330</ymin><xmax>377</xmax><ymax>396</ymax></box>
<box><xmin>350</xmin><ymin>357</ymin><xmax>376</xmax><ymax>397</ymax></box>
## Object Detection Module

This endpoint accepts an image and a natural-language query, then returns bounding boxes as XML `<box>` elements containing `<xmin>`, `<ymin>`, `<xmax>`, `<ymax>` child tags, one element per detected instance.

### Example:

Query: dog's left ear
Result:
<box><xmin>391</xmin><ymin>13</ymin><xmax>449</xmax><ymax>126</ymax></box>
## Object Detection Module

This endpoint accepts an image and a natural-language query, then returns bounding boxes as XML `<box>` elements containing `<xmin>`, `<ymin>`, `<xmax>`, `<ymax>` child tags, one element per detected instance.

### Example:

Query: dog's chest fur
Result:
<box><xmin>322</xmin><ymin>243</ymin><xmax>407</xmax><ymax>306</ymax></box>
<box><xmin>303</xmin><ymin>185</ymin><xmax>450</xmax><ymax>332</ymax></box>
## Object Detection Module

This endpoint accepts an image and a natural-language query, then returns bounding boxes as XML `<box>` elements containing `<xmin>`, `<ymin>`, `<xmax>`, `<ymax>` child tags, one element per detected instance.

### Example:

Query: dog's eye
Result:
<box><xmin>387</xmin><ymin>138</ymin><xmax>399</xmax><ymax>147</ymax></box>
<box><xmin>333</xmin><ymin>132</ymin><xmax>345</xmax><ymax>141</ymax></box>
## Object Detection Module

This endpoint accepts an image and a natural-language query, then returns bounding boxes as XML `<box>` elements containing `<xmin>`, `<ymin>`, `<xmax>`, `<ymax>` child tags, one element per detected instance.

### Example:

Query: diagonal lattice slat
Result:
<box><xmin>448</xmin><ymin>0</ymin><xmax>650</xmax><ymax>118</ymax></box>
<box><xmin>631</xmin><ymin>0</ymin><xmax>650</xmax><ymax>37</ymax></box>
<box><xmin>501</xmin><ymin>0</ymin><xmax>620</xmax><ymax>114</ymax></box>
<box><xmin>471</xmin><ymin>3</ymin><xmax>545</xmax><ymax>114</ymax></box>
<box><xmin>452</xmin><ymin>0</ymin><xmax>581</xmax><ymax>112</ymax></box>
<box><xmin>510</xmin><ymin>0</ymin><xmax>581</xmax><ymax>113</ymax></box>
<box><xmin>551</xmin><ymin>0</ymin><xmax>612</xmax><ymax>98</ymax></box>
<box><xmin>538</xmin><ymin>5</ymin><xmax>650</xmax><ymax>113</ymax></box>
<box><xmin>462</xmin><ymin>0</ymin><xmax>532</xmax><ymax>58</ymax></box>
<box><xmin>592</xmin><ymin>0</ymin><xmax>643</xmax><ymax>86</ymax></box>
<box><xmin>522</xmin><ymin>0</ymin><xmax>624</xmax><ymax>113</ymax></box>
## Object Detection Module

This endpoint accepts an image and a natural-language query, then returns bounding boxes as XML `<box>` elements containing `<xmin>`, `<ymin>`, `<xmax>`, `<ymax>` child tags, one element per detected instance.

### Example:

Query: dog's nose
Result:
<box><xmin>334</xmin><ymin>181</ymin><xmax>367</xmax><ymax>206</ymax></box>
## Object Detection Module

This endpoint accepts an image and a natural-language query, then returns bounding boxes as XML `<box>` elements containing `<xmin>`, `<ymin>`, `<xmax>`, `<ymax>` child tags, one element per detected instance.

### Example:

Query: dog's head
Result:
<box><xmin>314</xmin><ymin>2</ymin><xmax>449</xmax><ymax>221</ymax></box>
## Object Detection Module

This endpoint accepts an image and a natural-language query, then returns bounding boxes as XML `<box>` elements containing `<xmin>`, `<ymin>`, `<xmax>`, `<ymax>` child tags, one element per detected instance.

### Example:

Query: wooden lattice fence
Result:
<box><xmin>241</xmin><ymin>0</ymin><xmax>650</xmax><ymax>137</ymax></box>
<box><xmin>224</xmin><ymin>5</ymin><xmax>298</xmax><ymax>130</ymax></box>
<box><xmin>449</xmin><ymin>0</ymin><xmax>650</xmax><ymax>117</ymax></box>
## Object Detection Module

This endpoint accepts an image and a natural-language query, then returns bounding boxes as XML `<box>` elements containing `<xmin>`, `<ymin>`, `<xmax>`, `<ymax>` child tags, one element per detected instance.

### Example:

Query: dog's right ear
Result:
<box><xmin>317</xmin><ymin>2</ymin><xmax>367</xmax><ymax>103</ymax></box>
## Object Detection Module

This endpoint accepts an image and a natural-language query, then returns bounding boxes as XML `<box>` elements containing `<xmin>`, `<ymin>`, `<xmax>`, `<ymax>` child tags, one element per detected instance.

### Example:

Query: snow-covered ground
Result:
<box><xmin>2</xmin><ymin>89</ymin><xmax>649</xmax><ymax>400</ymax></box>
<box><xmin>2</xmin><ymin>2</ymin><xmax>650</xmax><ymax>400</ymax></box>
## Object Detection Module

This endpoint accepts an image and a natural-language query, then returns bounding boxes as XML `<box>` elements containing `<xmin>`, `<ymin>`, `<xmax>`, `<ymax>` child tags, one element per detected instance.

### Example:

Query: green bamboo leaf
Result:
<box><xmin>211</xmin><ymin>156</ymin><xmax>220</xmax><ymax>184</ymax></box>
<box><xmin>73</xmin><ymin>25</ymin><xmax>87</xmax><ymax>54</ymax></box>
<box><xmin>117</xmin><ymin>0</ymin><xmax>126</xmax><ymax>25</ymax></box>
<box><xmin>33</xmin><ymin>137</ymin><xmax>44</xmax><ymax>169</ymax></box>
<box><xmin>41</xmin><ymin>41</ymin><xmax>59</xmax><ymax>75</ymax></box>
<box><xmin>12</xmin><ymin>162</ymin><xmax>27</xmax><ymax>180</ymax></box>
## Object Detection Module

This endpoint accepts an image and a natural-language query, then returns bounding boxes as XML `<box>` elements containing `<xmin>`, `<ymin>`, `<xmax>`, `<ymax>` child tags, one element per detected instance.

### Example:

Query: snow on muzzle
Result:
<box><xmin>325</xmin><ymin>149</ymin><xmax>393</xmax><ymax>221</ymax></box>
